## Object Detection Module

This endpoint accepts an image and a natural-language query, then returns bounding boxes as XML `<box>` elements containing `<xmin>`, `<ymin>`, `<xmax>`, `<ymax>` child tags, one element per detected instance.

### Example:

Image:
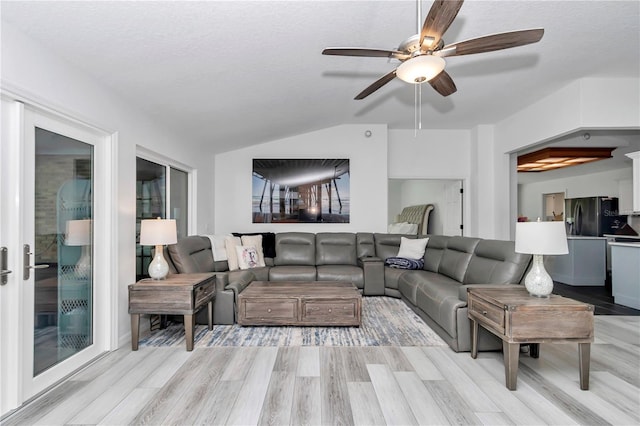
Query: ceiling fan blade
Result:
<box><xmin>354</xmin><ymin>69</ymin><xmax>397</xmax><ymax>100</ymax></box>
<box><xmin>420</xmin><ymin>0</ymin><xmax>465</xmax><ymax>50</ymax></box>
<box><xmin>438</xmin><ymin>28</ymin><xmax>544</xmax><ymax>57</ymax></box>
<box><xmin>429</xmin><ymin>70</ymin><xmax>457</xmax><ymax>97</ymax></box>
<box><xmin>322</xmin><ymin>47</ymin><xmax>407</xmax><ymax>59</ymax></box>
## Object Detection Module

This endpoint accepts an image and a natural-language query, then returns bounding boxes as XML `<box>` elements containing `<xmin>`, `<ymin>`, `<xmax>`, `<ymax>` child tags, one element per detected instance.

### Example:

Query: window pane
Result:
<box><xmin>136</xmin><ymin>158</ymin><xmax>165</xmax><ymax>280</ymax></box>
<box><xmin>170</xmin><ymin>168</ymin><xmax>188</xmax><ymax>239</ymax></box>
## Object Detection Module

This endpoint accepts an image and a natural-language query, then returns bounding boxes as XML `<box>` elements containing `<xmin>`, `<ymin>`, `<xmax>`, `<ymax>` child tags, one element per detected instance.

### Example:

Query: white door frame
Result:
<box><xmin>0</xmin><ymin>97</ymin><xmax>116</xmax><ymax>415</ymax></box>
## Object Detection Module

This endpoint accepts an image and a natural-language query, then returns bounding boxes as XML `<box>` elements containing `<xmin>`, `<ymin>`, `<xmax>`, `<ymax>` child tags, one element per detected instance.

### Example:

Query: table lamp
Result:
<box><xmin>65</xmin><ymin>219</ymin><xmax>92</xmax><ymax>279</ymax></box>
<box><xmin>139</xmin><ymin>218</ymin><xmax>177</xmax><ymax>280</ymax></box>
<box><xmin>515</xmin><ymin>219</ymin><xmax>568</xmax><ymax>297</ymax></box>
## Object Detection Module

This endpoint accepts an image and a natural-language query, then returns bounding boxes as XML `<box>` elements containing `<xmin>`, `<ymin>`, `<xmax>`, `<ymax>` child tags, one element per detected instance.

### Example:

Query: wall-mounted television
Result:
<box><xmin>252</xmin><ymin>159</ymin><xmax>350</xmax><ymax>223</ymax></box>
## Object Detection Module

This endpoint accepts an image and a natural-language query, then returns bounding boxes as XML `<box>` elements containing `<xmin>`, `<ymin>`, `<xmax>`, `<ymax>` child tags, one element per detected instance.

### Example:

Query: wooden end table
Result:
<box><xmin>467</xmin><ymin>285</ymin><xmax>594</xmax><ymax>390</ymax></box>
<box><xmin>129</xmin><ymin>273</ymin><xmax>216</xmax><ymax>351</ymax></box>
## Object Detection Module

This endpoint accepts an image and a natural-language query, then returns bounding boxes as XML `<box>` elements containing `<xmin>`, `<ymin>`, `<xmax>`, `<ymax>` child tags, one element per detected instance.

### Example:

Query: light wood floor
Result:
<box><xmin>4</xmin><ymin>316</ymin><xmax>639</xmax><ymax>426</ymax></box>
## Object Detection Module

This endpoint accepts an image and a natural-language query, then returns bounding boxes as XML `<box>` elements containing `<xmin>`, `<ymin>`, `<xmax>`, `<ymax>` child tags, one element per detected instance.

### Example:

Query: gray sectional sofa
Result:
<box><xmin>165</xmin><ymin>232</ymin><xmax>531</xmax><ymax>352</ymax></box>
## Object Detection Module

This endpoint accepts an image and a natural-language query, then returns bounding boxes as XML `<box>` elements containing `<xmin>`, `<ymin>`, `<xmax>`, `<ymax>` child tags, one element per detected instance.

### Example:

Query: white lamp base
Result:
<box><xmin>524</xmin><ymin>254</ymin><xmax>553</xmax><ymax>297</ymax></box>
<box><xmin>148</xmin><ymin>245</ymin><xmax>169</xmax><ymax>280</ymax></box>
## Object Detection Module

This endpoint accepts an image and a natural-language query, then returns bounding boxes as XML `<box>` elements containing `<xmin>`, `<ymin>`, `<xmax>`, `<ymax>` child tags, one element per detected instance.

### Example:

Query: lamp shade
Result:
<box><xmin>139</xmin><ymin>218</ymin><xmax>177</xmax><ymax>246</ymax></box>
<box><xmin>65</xmin><ymin>219</ymin><xmax>91</xmax><ymax>246</ymax></box>
<box><xmin>515</xmin><ymin>221</ymin><xmax>568</xmax><ymax>255</ymax></box>
<box><xmin>396</xmin><ymin>55</ymin><xmax>446</xmax><ymax>84</ymax></box>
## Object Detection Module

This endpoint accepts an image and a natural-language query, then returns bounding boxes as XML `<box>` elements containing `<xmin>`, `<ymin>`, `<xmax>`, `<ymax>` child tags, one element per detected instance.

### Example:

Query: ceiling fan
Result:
<box><xmin>322</xmin><ymin>0</ymin><xmax>544</xmax><ymax>100</ymax></box>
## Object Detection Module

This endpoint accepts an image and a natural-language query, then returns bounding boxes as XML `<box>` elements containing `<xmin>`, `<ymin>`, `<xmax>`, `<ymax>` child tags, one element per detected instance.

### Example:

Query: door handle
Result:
<box><xmin>1</xmin><ymin>247</ymin><xmax>12</xmax><ymax>285</ymax></box>
<box><xmin>23</xmin><ymin>244</ymin><xmax>49</xmax><ymax>280</ymax></box>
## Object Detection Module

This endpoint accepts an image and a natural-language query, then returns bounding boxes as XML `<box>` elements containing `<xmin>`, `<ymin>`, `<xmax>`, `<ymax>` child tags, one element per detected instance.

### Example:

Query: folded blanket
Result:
<box><xmin>384</xmin><ymin>256</ymin><xmax>424</xmax><ymax>270</ymax></box>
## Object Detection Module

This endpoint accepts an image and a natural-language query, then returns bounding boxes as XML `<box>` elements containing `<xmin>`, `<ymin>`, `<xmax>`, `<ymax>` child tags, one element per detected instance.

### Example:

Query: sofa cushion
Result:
<box><xmin>463</xmin><ymin>239</ymin><xmax>531</xmax><ymax>284</ymax></box>
<box><xmin>414</xmin><ymin>277</ymin><xmax>466</xmax><ymax>338</ymax></box>
<box><xmin>274</xmin><ymin>232</ymin><xmax>316</xmax><ymax>266</ymax></box>
<box><xmin>437</xmin><ymin>236</ymin><xmax>481</xmax><ymax>282</ymax></box>
<box><xmin>167</xmin><ymin>236</ymin><xmax>217</xmax><ymax>273</ymax></box>
<box><xmin>269</xmin><ymin>265</ymin><xmax>317</xmax><ymax>281</ymax></box>
<box><xmin>224</xmin><ymin>236</ymin><xmax>242</xmax><ymax>271</ymax></box>
<box><xmin>400</xmin><ymin>270</ymin><xmax>460</xmax><ymax>306</ymax></box>
<box><xmin>235</xmin><ymin>245</ymin><xmax>260</xmax><ymax>270</ymax></box>
<box><xmin>423</xmin><ymin>235</ymin><xmax>450</xmax><ymax>272</ymax></box>
<box><xmin>316</xmin><ymin>265</ymin><xmax>364</xmax><ymax>289</ymax></box>
<box><xmin>240</xmin><ymin>235</ymin><xmax>266</xmax><ymax>267</ymax></box>
<box><xmin>316</xmin><ymin>233</ymin><xmax>357</xmax><ymax>265</ymax></box>
<box><xmin>356</xmin><ymin>232</ymin><xmax>376</xmax><ymax>258</ymax></box>
<box><xmin>383</xmin><ymin>266</ymin><xmax>407</xmax><ymax>290</ymax></box>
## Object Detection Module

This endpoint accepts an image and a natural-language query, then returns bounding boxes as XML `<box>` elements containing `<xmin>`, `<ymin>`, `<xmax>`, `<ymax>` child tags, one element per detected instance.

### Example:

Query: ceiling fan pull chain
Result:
<box><xmin>419</xmin><ymin>83</ymin><xmax>423</xmax><ymax>130</ymax></box>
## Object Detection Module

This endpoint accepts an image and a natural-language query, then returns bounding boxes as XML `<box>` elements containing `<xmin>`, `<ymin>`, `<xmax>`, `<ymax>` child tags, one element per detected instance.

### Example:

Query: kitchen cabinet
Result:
<box><xmin>545</xmin><ymin>237</ymin><xmax>606</xmax><ymax>286</ymax></box>
<box><xmin>610</xmin><ymin>242</ymin><xmax>640</xmax><ymax>310</ymax></box>
<box><xmin>618</xmin><ymin>179</ymin><xmax>634</xmax><ymax>215</ymax></box>
<box><xmin>626</xmin><ymin>151</ymin><xmax>640</xmax><ymax>212</ymax></box>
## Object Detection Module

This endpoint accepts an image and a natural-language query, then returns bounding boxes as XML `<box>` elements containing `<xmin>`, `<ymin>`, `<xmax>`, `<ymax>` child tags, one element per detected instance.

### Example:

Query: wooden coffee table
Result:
<box><xmin>468</xmin><ymin>285</ymin><xmax>594</xmax><ymax>390</ymax></box>
<box><xmin>237</xmin><ymin>281</ymin><xmax>361</xmax><ymax>326</ymax></box>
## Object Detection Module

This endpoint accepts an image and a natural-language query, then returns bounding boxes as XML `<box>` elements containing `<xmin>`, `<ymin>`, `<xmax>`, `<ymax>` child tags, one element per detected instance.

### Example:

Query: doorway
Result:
<box><xmin>0</xmin><ymin>100</ymin><xmax>112</xmax><ymax>416</ymax></box>
<box><xmin>543</xmin><ymin>192</ymin><xmax>565</xmax><ymax>221</ymax></box>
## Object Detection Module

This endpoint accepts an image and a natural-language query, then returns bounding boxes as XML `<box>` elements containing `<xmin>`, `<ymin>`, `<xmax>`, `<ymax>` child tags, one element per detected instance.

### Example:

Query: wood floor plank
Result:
<box><xmin>400</xmin><ymin>346</ymin><xmax>444</xmax><ymax>380</ymax></box>
<box><xmin>31</xmin><ymin>349</ymin><xmax>150</xmax><ymax>425</ymax></box>
<box><xmin>296</xmin><ymin>346</ymin><xmax>320</xmax><ymax>377</ymax></box>
<box><xmin>67</xmin><ymin>346</ymin><xmax>175</xmax><ymax>424</ymax></box>
<box><xmin>162</xmin><ymin>348</ymin><xmax>236</xmax><ymax>425</ymax></box>
<box><xmin>589</xmin><ymin>371</ymin><xmax>640</xmax><ymax>422</ymax></box>
<box><xmin>422</xmin><ymin>380</ymin><xmax>481</xmax><ymax>425</ymax></box>
<box><xmin>367</xmin><ymin>364</ymin><xmax>418</xmax><ymax>425</ymax></box>
<box><xmin>138</xmin><ymin>347</ymin><xmax>193</xmax><ymax>388</ymax></box>
<box><xmin>220</xmin><ymin>346</ymin><xmax>259</xmax><ymax>381</ymax></box>
<box><xmin>129</xmin><ymin>349</ymin><xmax>211</xmax><ymax>425</ymax></box>
<box><xmin>273</xmin><ymin>346</ymin><xmax>300</xmax><ymax>372</ymax></box>
<box><xmin>257</xmin><ymin>371</ymin><xmax>296</xmax><ymax>426</ymax></box>
<box><xmin>192</xmin><ymin>380</ymin><xmax>243</xmax><ymax>426</ymax></box>
<box><xmin>97</xmin><ymin>388</ymin><xmax>158</xmax><ymax>426</ymax></box>
<box><xmin>381</xmin><ymin>346</ymin><xmax>414</xmax><ymax>371</ymax></box>
<box><xmin>394</xmin><ymin>371</ymin><xmax>449</xmax><ymax>425</ymax></box>
<box><xmin>338</xmin><ymin>347</ymin><xmax>370</xmax><ymax>382</ymax></box>
<box><xmin>291</xmin><ymin>376</ymin><xmax>322</xmax><ymax>426</ymax></box>
<box><xmin>69</xmin><ymin>348</ymin><xmax>130</xmax><ymax>382</ymax></box>
<box><xmin>422</xmin><ymin>347</ymin><xmax>500</xmax><ymax>413</ymax></box>
<box><xmin>320</xmin><ymin>347</ymin><xmax>354</xmax><ymax>426</ymax></box>
<box><xmin>476</xmin><ymin>355</ymin><xmax>580</xmax><ymax>426</ymax></box>
<box><xmin>226</xmin><ymin>346</ymin><xmax>279</xmax><ymax>426</ymax></box>
<box><xmin>475</xmin><ymin>411</ymin><xmax>514</xmax><ymax>425</ymax></box>
<box><xmin>346</xmin><ymin>382</ymin><xmax>386</xmax><ymax>426</ymax></box>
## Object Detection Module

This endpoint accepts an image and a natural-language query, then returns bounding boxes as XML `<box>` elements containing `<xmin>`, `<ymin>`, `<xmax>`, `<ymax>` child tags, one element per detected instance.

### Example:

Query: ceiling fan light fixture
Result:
<box><xmin>396</xmin><ymin>55</ymin><xmax>446</xmax><ymax>84</ymax></box>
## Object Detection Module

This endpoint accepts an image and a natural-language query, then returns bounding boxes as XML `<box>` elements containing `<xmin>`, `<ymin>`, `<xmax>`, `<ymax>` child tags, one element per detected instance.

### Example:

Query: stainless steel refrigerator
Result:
<box><xmin>565</xmin><ymin>197</ymin><xmax>627</xmax><ymax>236</ymax></box>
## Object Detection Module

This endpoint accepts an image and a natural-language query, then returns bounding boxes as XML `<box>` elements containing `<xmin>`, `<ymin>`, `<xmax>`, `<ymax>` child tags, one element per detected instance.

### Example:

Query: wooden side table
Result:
<box><xmin>467</xmin><ymin>285</ymin><xmax>594</xmax><ymax>390</ymax></box>
<box><xmin>129</xmin><ymin>273</ymin><xmax>216</xmax><ymax>351</ymax></box>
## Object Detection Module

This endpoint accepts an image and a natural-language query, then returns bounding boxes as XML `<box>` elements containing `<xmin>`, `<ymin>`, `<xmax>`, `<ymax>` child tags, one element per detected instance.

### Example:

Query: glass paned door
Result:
<box><xmin>33</xmin><ymin>128</ymin><xmax>94</xmax><ymax>375</ymax></box>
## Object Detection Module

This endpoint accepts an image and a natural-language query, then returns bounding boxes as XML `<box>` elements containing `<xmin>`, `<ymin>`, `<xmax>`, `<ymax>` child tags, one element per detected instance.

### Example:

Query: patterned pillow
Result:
<box><xmin>384</xmin><ymin>257</ymin><xmax>425</xmax><ymax>270</ymax></box>
<box><xmin>235</xmin><ymin>246</ymin><xmax>261</xmax><ymax>270</ymax></box>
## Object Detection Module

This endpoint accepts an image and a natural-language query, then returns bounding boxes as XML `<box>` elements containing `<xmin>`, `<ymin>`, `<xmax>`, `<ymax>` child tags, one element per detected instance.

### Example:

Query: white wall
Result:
<box><xmin>518</xmin><ymin>168</ymin><xmax>633</xmax><ymax>221</ymax></box>
<box><xmin>486</xmin><ymin>78</ymin><xmax>640</xmax><ymax>239</ymax></box>
<box><xmin>1</xmin><ymin>22</ymin><xmax>214</xmax><ymax>347</ymax></box>
<box><xmin>214</xmin><ymin>124</ymin><xmax>388</xmax><ymax>234</ymax></box>
<box><xmin>388</xmin><ymin>179</ymin><xmax>461</xmax><ymax>235</ymax></box>
<box><xmin>388</xmin><ymin>129</ymin><xmax>473</xmax><ymax>235</ymax></box>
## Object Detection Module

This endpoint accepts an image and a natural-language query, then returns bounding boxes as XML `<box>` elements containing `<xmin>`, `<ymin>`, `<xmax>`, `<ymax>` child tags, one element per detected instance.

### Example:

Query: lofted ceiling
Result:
<box><xmin>1</xmin><ymin>1</ymin><xmax>639</xmax><ymax>154</ymax></box>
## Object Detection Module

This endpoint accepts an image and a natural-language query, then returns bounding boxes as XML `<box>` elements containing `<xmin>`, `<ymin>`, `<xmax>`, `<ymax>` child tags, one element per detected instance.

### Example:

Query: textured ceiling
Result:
<box><xmin>1</xmin><ymin>1</ymin><xmax>639</xmax><ymax>153</ymax></box>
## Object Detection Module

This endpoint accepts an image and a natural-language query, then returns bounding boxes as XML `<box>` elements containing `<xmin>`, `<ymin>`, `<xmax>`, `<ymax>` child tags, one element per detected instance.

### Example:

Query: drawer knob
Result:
<box><xmin>482</xmin><ymin>310</ymin><xmax>488</xmax><ymax>315</ymax></box>
<box><xmin>267</xmin><ymin>308</ymin><xmax>272</xmax><ymax>313</ymax></box>
<box><xmin>328</xmin><ymin>308</ymin><xmax>332</xmax><ymax>313</ymax></box>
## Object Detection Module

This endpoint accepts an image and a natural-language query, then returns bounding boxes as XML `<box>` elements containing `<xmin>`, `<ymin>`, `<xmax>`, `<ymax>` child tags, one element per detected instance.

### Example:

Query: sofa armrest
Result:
<box><xmin>358</xmin><ymin>256</ymin><xmax>384</xmax><ymax>296</ymax></box>
<box><xmin>458</xmin><ymin>283</ymin><xmax>522</xmax><ymax>303</ymax></box>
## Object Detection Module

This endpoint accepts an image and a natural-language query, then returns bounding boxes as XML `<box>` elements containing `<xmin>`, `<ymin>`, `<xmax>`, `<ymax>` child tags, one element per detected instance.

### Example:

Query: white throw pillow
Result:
<box><xmin>206</xmin><ymin>234</ymin><xmax>230</xmax><ymax>261</ymax></box>
<box><xmin>240</xmin><ymin>235</ymin><xmax>266</xmax><ymax>267</ymax></box>
<box><xmin>396</xmin><ymin>237</ymin><xmax>429</xmax><ymax>260</ymax></box>
<box><xmin>387</xmin><ymin>222</ymin><xmax>419</xmax><ymax>234</ymax></box>
<box><xmin>235</xmin><ymin>245</ymin><xmax>260</xmax><ymax>270</ymax></box>
<box><xmin>224</xmin><ymin>236</ymin><xmax>242</xmax><ymax>271</ymax></box>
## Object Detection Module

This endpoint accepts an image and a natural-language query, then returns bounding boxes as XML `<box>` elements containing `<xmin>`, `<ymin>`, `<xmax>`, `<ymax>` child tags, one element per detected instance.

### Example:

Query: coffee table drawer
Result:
<box><xmin>302</xmin><ymin>299</ymin><xmax>360</xmax><ymax>325</ymax></box>
<box><xmin>240</xmin><ymin>299</ymin><xmax>297</xmax><ymax>323</ymax></box>
<box><xmin>469</xmin><ymin>298</ymin><xmax>504</xmax><ymax>334</ymax></box>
